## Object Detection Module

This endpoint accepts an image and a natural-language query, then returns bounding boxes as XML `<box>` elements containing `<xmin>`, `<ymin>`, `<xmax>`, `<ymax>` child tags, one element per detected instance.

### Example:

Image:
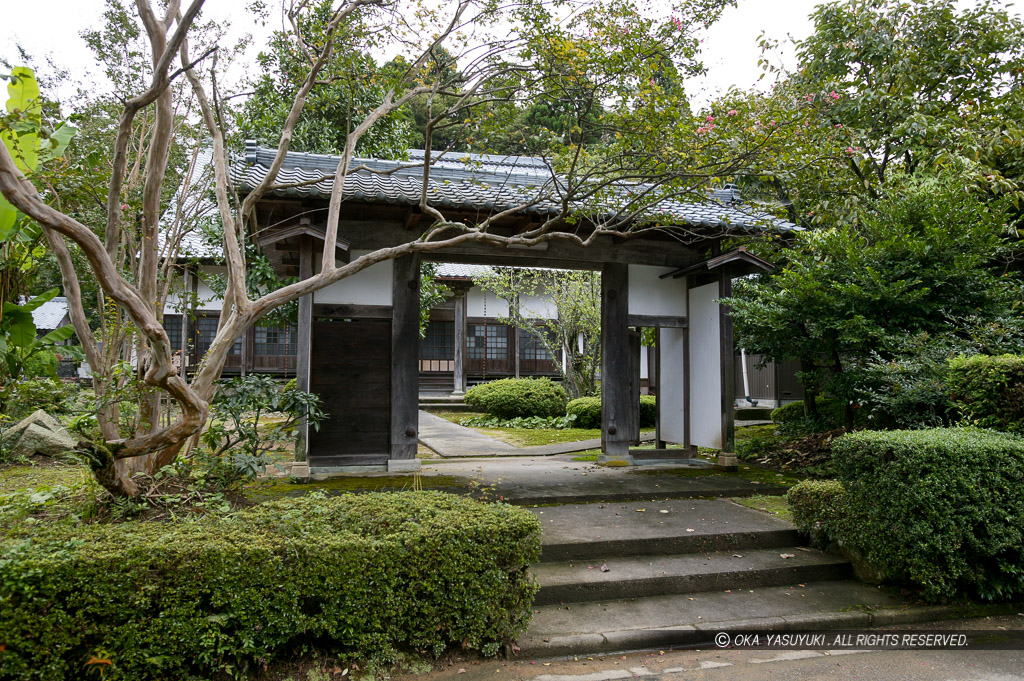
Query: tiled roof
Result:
<box><xmin>231</xmin><ymin>142</ymin><xmax>798</xmax><ymax>233</ymax></box>
<box><xmin>433</xmin><ymin>263</ymin><xmax>495</xmax><ymax>280</ymax></box>
<box><xmin>27</xmin><ymin>296</ymin><xmax>69</xmax><ymax>330</ymax></box>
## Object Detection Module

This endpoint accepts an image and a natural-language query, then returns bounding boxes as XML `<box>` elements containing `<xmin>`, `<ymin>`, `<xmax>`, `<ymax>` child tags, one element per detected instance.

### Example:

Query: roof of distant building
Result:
<box><xmin>26</xmin><ymin>296</ymin><xmax>70</xmax><ymax>330</ymax></box>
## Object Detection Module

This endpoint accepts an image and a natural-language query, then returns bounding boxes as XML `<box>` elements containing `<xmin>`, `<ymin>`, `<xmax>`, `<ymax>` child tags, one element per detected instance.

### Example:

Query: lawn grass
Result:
<box><xmin>730</xmin><ymin>494</ymin><xmax>793</xmax><ymax>522</ymax></box>
<box><xmin>0</xmin><ymin>461</ymin><xmax>89</xmax><ymax>494</ymax></box>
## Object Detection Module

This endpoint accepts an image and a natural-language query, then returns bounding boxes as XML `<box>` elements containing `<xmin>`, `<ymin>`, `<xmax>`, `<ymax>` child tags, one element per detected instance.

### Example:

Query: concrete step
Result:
<box><xmin>534</xmin><ymin>499</ymin><xmax>801</xmax><ymax>562</ymax></box>
<box><xmin>520</xmin><ymin>580</ymin><xmax>958</xmax><ymax>658</ymax></box>
<box><xmin>532</xmin><ymin>547</ymin><xmax>851</xmax><ymax>605</ymax></box>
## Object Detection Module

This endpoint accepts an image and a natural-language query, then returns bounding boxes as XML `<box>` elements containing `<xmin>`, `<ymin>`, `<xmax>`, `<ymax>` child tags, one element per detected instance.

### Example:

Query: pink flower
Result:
<box><xmin>846</xmin><ymin>147</ymin><xmax>855</xmax><ymax>154</ymax></box>
<box><xmin>804</xmin><ymin>94</ymin><xmax>815</xmax><ymax>102</ymax></box>
<box><xmin>706</xmin><ymin>115</ymin><xmax>715</xmax><ymax>122</ymax></box>
<box><xmin>121</xmin><ymin>204</ymin><xmax>129</xmax><ymax>210</ymax></box>
<box><xmin>834</xmin><ymin>123</ymin><xmax>843</xmax><ymax>128</ymax></box>
<box><xmin>829</xmin><ymin>91</ymin><xmax>841</xmax><ymax>100</ymax></box>
<box><xmin>727</xmin><ymin>109</ymin><xmax>738</xmax><ymax>116</ymax></box>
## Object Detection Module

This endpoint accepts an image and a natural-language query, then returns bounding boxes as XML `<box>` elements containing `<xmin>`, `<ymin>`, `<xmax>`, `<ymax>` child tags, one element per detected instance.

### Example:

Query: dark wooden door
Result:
<box><xmin>308</xmin><ymin>318</ymin><xmax>391</xmax><ymax>466</ymax></box>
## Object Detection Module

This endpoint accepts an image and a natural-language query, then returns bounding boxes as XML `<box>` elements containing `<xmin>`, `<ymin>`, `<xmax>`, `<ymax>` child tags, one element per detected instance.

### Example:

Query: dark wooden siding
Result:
<box><xmin>308</xmin><ymin>318</ymin><xmax>391</xmax><ymax>466</ymax></box>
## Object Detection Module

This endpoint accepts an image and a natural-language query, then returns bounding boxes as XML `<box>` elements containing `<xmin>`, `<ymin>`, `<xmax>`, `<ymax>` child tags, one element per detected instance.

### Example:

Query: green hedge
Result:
<box><xmin>786</xmin><ymin>479</ymin><xmax>847</xmax><ymax>546</ymax></box>
<box><xmin>565</xmin><ymin>395</ymin><xmax>656</xmax><ymax>429</ymax></box>
<box><xmin>948</xmin><ymin>354</ymin><xmax>1024</xmax><ymax>433</ymax></box>
<box><xmin>465</xmin><ymin>378</ymin><xmax>567</xmax><ymax>418</ymax></box>
<box><xmin>0</xmin><ymin>492</ymin><xmax>541</xmax><ymax>680</ymax></box>
<box><xmin>831</xmin><ymin>428</ymin><xmax>1024</xmax><ymax>601</ymax></box>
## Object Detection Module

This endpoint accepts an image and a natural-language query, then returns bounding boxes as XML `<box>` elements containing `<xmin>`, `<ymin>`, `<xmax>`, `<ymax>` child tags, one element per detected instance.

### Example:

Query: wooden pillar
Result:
<box><xmin>512</xmin><ymin>294</ymin><xmax>521</xmax><ymax>378</ymax></box>
<box><xmin>683</xmin><ymin>276</ymin><xmax>696</xmax><ymax>456</ymax></box>
<box><xmin>629</xmin><ymin>328</ymin><xmax>641</xmax><ymax>444</ymax></box>
<box><xmin>717</xmin><ymin>265</ymin><xmax>737</xmax><ymax>469</ymax></box>
<box><xmin>453</xmin><ymin>289</ymin><xmax>467</xmax><ymax>395</ymax></box>
<box><xmin>654</xmin><ymin>326</ymin><xmax>664</xmax><ymax>449</ymax></box>
<box><xmin>295</xmin><ymin>235</ymin><xmax>314</xmax><ymax>463</ymax></box>
<box><xmin>180</xmin><ymin>268</ymin><xmax>194</xmax><ymax>370</ymax></box>
<box><xmin>390</xmin><ymin>254</ymin><xmax>421</xmax><ymax>468</ymax></box>
<box><xmin>600</xmin><ymin>263</ymin><xmax>634</xmax><ymax>463</ymax></box>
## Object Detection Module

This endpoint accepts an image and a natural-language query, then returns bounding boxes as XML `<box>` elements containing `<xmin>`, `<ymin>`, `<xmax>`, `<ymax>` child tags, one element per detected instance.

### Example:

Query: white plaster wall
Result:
<box><xmin>519</xmin><ymin>293</ymin><xmax>558</xmax><ymax>320</ymax></box>
<box><xmin>467</xmin><ymin>286</ymin><xmax>509</xmax><ymax>317</ymax></box>
<box><xmin>163</xmin><ymin>267</ymin><xmax>225</xmax><ymax>312</ymax></box>
<box><xmin>640</xmin><ymin>344</ymin><xmax>649</xmax><ymax>380</ymax></box>
<box><xmin>313</xmin><ymin>251</ymin><xmax>393</xmax><ymax>306</ymax></box>
<box><xmin>658</xmin><ymin>327</ymin><xmax>686</xmax><ymax>444</ymax></box>
<box><xmin>627</xmin><ymin>265</ymin><xmax>687</xmax><ymax>317</ymax></box>
<box><xmin>688</xmin><ymin>282</ymin><xmax>722</xmax><ymax>450</ymax></box>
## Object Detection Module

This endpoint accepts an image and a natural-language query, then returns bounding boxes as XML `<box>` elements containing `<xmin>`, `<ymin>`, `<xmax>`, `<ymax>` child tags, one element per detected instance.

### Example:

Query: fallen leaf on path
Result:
<box><xmin>780</xmin><ymin>553</ymin><xmax>796</xmax><ymax>559</ymax></box>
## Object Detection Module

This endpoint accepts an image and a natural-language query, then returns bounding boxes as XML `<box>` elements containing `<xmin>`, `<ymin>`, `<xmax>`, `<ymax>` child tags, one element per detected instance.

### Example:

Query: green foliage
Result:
<box><xmin>1</xmin><ymin>377</ymin><xmax>78</xmax><ymax>420</ymax></box>
<box><xmin>465</xmin><ymin>377</ymin><xmax>567</xmax><ymax>419</ymax></box>
<box><xmin>948</xmin><ymin>354</ymin><xmax>1024</xmax><ymax>433</ymax></box>
<box><xmin>564</xmin><ymin>395</ymin><xmax>656</xmax><ymax>429</ymax></box>
<box><xmin>419</xmin><ymin>264</ymin><xmax>449</xmax><ymax>340</ymax></box>
<box><xmin>770</xmin><ymin>398</ymin><xmax>846</xmax><ymax>434</ymax></box>
<box><xmin>475</xmin><ymin>269</ymin><xmax>601</xmax><ymax>399</ymax></box>
<box><xmin>566</xmin><ymin>396</ymin><xmax>601</xmax><ymax>428</ymax></box>
<box><xmin>734</xmin><ymin>424</ymin><xmax>785</xmax><ymax>460</ymax></box>
<box><xmin>729</xmin><ymin>175</ymin><xmax>1022</xmax><ymax>421</ymax></box>
<box><xmin>460</xmin><ymin>413</ymin><xmax>579</xmax><ymax>430</ymax></box>
<box><xmin>0</xmin><ymin>492</ymin><xmax>541</xmax><ymax>680</ymax></box>
<box><xmin>0</xmin><ymin>290</ymin><xmax>82</xmax><ymax>386</ymax></box>
<box><xmin>831</xmin><ymin>428</ymin><xmax>1024</xmax><ymax>601</ymax></box>
<box><xmin>786</xmin><ymin>479</ymin><xmax>847</xmax><ymax>547</ymax></box>
<box><xmin>201</xmin><ymin>375</ymin><xmax>325</xmax><ymax>482</ymax></box>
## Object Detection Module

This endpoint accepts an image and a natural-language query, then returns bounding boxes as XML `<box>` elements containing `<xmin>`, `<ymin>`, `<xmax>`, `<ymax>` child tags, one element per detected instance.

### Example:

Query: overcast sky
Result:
<box><xmin>1</xmin><ymin>0</ymin><xmax>826</xmax><ymax>108</ymax></box>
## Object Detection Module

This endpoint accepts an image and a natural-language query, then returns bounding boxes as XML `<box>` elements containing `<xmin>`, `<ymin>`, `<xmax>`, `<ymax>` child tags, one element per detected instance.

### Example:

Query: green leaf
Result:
<box><xmin>39</xmin><ymin>122</ymin><xmax>76</xmax><ymax>161</ymax></box>
<box><xmin>39</xmin><ymin>324</ymin><xmax>75</xmax><ymax>346</ymax></box>
<box><xmin>21</xmin><ymin>287</ymin><xmax>58</xmax><ymax>312</ymax></box>
<box><xmin>5</xmin><ymin>314</ymin><xmax>37</xmax><ymax>348</ymax></box>
<box><xmin>0</xmin><ymin>197</ymin><xmax>16</xmax><ymax>239</ymax></box>
<box><xmin>6</xmin><ymin>67</ymin><xmax>41</xmax><ymax>117</ymax></box>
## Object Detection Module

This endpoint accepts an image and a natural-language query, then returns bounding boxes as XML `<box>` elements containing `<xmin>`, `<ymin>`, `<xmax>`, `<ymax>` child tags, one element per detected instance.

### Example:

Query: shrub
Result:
<box><xmin>831</xmin><ymin>428</ymin><xmax>1024</xmax><ymax>601</ymax></box>
<box><xmin>0</xmin><ymin>377</ymin><xmax>79</xmax><ymax>420</ymax></box>
<box><xmin>465</xmin><ymin>378</ymin><xmax>567</xmax><ymax>418</ymax></box>
<box><xmin>786</xmin><ymin>479</ymin><xmax>847</xmax><ymax>546</ymax></box>
<box><xmin>565</xmin><ymin>395</ymin><xmax>656</xmax><ymax>429</ymax></box>
<box><xmin>0</xmin><ymin>492</ymin><xmax>541</xmax><ymax>680</ymax></box>
<box><xmin>770</xmin><ymin>397</ymin><xmax>850</xmax><ymax>433</ymax></box>
<box><xmin>566</xmin><ymin>396</ymin><xmax>601</xmax><ymax>427</ymax></box>
<box><xmin>948</xmin><ymin>354</ymin><xmax>1024</xmax><ymax>433</ymax></box>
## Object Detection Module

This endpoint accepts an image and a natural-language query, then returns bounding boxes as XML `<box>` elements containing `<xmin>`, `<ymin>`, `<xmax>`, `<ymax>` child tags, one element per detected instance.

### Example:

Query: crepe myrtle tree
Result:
<box><xmin>0</xmin><ymin>0</ymin><xmax>832</xmax><ymax>497</ymax></box>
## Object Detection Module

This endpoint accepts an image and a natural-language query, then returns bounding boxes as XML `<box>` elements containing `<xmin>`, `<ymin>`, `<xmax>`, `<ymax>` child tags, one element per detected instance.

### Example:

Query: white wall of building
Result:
<box><xmin>519</xmin><ymin>292</ymin><xmax>558</xmax><ymax>320</ymax></box>
<box><xmin>466</xmin><ymin>286</ymin><xmax>510</xmax><ymax>318</ymax></box>
<box><xmin>313</xmin><ymin>251</ymin><xmax>393</xmax><ymax>306</ymax></box>
<box><xmin>688</xmin><ymin>282</ymin><xmax>722</xmax><ymax>450</ymax></box>
<box><xmin>627</xmin><ymin>265</ymin><xmax>687</xmax><ymax>316</ymax></box>
<box><xmin>164</xmin><ymin>266</ymin><xmax>226</xmax><ymax>312</ymax></box>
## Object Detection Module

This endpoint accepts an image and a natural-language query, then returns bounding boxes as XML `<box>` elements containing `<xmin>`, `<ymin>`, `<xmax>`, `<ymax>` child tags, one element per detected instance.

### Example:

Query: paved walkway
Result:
<box><xmin>418</xmin><ymin>410</ymin><xmax>656</xmax><ymax>458</ymax></box>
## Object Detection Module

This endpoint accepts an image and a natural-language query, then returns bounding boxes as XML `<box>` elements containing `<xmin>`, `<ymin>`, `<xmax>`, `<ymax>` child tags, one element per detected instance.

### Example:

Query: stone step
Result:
<box><xmin>520</xmin><ymin>580</ymin><xmax>955</xmax><ymax>658</ymax></box>
<box><xmin>534</xmin><ymin>499</ymin><xmax>801</xmax><ymax>562</ymax></box>
<box><xmin>532</xmin><ymin>547</ymin><xmax>851</xmax><ymax>605</ymax></box>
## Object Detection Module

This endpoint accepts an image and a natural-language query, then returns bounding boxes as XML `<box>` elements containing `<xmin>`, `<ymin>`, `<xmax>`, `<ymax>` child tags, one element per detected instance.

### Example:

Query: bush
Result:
<box><xmin>0</xmin><ymin>492</ymin><xmax>541</xmax><ymax>680</ymax></box>
<box><xmin>948</xmin><ymin>354</ymin><xmax>1024</xmax><ymax>433</ymax></box>
<box><xmin>565</xmin><ymin>395</ymin><xmax>656</xmax><ymax>429</ymax></box>
<box><xmin>566</xmin><ymin>396</ymin><xmax>601</xmax><ymax>427</ymax></box>
<box><xmin>831</xmin><ymin>428</ymin><xmax>1024</xmax><ymax>601</ymax></box>
<box><xmin>465</xmin><ymin>378</ymin><xmax>567</xmax><ymax>418</ymax></box>
<box><xmin>770</xmin><ymin>397</ymin><xmax>849</xmax><ymax>433</ymax></box>
<box><xmin>786</xmin><ymin>479</ymin><xmax>847</xmax><ymax>546</ymax></box>
<box><xmin>1</xmin><ymin>377</ymin><xmax>79</xmax><ymax>420</ymax></box>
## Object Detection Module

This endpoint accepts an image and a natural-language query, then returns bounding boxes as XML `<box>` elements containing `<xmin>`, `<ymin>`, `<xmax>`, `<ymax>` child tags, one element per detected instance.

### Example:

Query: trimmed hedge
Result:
<box><xmin>565</xmin><ymin>395</ymin><xmax>656</xmax><ymax>429</ymax></box>
<box><xmin>948</xmin><ymin>354</ymin><xmax>1024</xmax><ymax>433</ymax></box>
<box><xmin>786</xmin><ymin>479</ymin><xmax>847</xmax><ymax>547</ymax></box>
<box><xmin>465</xmin><ymin>378</ymin><xmax>567</xmax><ymax>418</ymax></box>
<box><xmin>0</xmin><ymin>492</ymin><xmax>541</xmax><ymax>680</ymax></box>
<box><xmin>831</xmin><ymin>428</ymin><xmax>1024</xmax><ymax>601</ymax></box>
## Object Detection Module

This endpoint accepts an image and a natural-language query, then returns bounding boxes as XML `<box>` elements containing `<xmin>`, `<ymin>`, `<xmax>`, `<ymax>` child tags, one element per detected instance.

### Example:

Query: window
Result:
<box><xmin>421</xmin><ymin>321</ymin><xmax>454</xmax><ymax>360</ymax></box>
<box><xmin>163</xmin><ymin>314</ymin><xmax>183</xmax><ymax>354</ymax></box>
<box><xmin>195</xmin><ymin>315</ymin><xmax>241</xmax><ymax>356</ymax></box>
<box><xmin>253</xmin><ymin>324</ymin><xmax>297</xmax><ymax>356</ymax></box>
<box><xmin>468</xmin><ymin>324</ymin><xmax>507</xmax><ymax>360</ymax></box>
<box><xmin>519</xmin><ymin>327</ymin><xmax>554</xmax><ymax>361</ymax></box>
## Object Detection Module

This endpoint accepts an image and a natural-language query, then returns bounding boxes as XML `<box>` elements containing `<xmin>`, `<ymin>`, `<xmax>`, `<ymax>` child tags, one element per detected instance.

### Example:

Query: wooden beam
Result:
<box><xmin>313</xmin><ymin>303</ymin><xmax>392</xmax><ymax>319</ymax></box>
<box><xmin>404</xmin><ymin>207</ymin><xmax>422</xmax><ymax>231</ymax></box>
<box><xmin>295</xmin><ymin>234</ymin><xmax>314</xmax><ymax>462</ymax></box>
<box><xmin>600</xmin><ymin>263</ymin><xmax>634</xmax><ymax>463</ymax></box>
<box><xmin>627</xmin><ymin>314</ymin><xmax>688</xmax><ymax>328</ymax></box>
<box><xmin>390</xmin><ymin>254</ymin><xmax>420</xmax><ymax>460</ymax></box>
<box><xmin>718</xmin><ymin>265</ymin><xmax>736</xmax><ymax>464</ymax></box>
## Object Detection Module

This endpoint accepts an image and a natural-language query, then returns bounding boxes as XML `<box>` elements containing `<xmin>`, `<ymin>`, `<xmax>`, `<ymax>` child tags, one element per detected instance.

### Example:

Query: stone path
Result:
<box><xmin>418</xmin><ymin>410</ymin><xmax>656</xmax><ymax>458</ymax></box>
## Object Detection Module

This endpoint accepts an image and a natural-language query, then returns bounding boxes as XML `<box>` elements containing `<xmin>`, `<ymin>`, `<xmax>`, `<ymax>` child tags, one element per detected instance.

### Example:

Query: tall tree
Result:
<box><xmin>1</xmin><ymin>0</ymin><xmax>820</xmax><ymax>497</ymax></box>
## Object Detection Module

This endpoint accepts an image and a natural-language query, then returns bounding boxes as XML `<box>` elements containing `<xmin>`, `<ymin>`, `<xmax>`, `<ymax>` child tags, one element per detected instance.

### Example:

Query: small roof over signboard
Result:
<box><xmin>660</xmin><ymin>246</ymin><xmax>775</xmax><ymax>280</ymax></box>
